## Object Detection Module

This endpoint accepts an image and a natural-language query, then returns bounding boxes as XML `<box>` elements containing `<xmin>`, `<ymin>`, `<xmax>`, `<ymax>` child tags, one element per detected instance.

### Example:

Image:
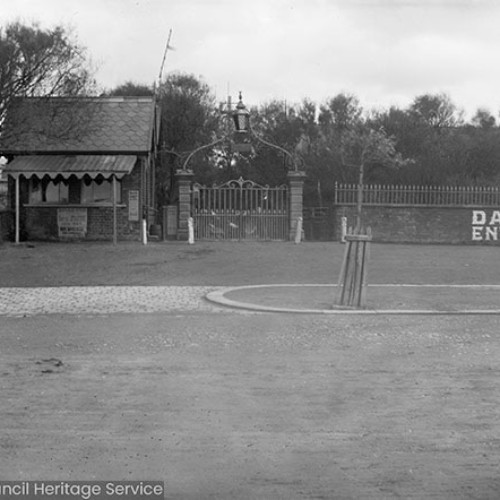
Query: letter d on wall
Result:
<box><xmin>472</xmin><ymin>210</ymin><xmax>486</xmax><ymax>225</ymax></box>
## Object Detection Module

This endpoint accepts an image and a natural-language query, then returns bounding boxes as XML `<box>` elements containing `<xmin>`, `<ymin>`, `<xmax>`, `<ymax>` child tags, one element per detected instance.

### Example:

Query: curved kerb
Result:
<box><xmin>205</xmin><ymin>284</ymin><xmax>500</xmax><ymax>315</ymax></box>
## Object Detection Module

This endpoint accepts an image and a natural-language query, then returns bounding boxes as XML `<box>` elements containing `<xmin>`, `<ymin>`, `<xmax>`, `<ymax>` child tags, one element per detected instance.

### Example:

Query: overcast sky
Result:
<box><xmin>3</xmin><ymin>0</ymin><xmax>500</xmax><ymax>118</ymax></box>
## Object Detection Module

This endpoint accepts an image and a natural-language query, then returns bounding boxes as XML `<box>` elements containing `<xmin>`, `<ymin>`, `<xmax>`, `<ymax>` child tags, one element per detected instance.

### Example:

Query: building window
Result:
<box><xmin>28</xmin><ymin>175</ymin><xmax>121</xmax><ymax>205</ymax></box>
<box><xmin>81</xmin><ymin>177</ymin><xmax>121</xmax><ymax>204</ymax></box>
<box><xmin>29</xmin><ymin>177</ymin><xmax>69</xmax><ymax>204</ymax></box>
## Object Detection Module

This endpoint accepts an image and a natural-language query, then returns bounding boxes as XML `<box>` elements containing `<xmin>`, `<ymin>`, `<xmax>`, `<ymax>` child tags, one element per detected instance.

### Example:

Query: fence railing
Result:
<box><xmin>334</xmin><ymin>183</ymin><xmax>500</xmax><ymax>207</ymax></box>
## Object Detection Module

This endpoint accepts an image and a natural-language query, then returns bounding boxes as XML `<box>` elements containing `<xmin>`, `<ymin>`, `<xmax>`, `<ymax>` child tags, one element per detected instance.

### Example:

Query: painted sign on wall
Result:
<box><xmin>128</xmin><ymin>190</ymin><xmax>139</xmax><ymax>221</ymax></box>
<box><xmin>57</xmin><ymin>208</ymin><xmax>88</xmax><ymax>239</ymax></box>
<box><xmin>472</xmin><ymin>210</ymin><xmax>500</xmax><ymax>241</ymax></box>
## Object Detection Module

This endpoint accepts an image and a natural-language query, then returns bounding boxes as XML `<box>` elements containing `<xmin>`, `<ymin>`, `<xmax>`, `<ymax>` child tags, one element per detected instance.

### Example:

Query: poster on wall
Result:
<box><xmin>128</xmin><ymin>190</ymin><xmax>139</xmax><ymax>221</ymax></box>
<box><xmin>57</xmin><ymin>208</ymin><xmax>88</xmax><ymax>239</ymax></box>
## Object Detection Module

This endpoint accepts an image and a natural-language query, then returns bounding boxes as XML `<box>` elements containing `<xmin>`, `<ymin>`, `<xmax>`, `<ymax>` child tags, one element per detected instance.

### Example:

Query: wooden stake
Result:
<box><xmin>359</xmin><ymin>227</ymin><xmax>372</xmax><ymax>307</ymax></box>
<box><xmin>112</xmin><ymin>175</ymin><xmax>117</xmax><ymax>245</ymax></box>
<box><xmin>336</xmin><ymin>226</ymin><xmax>372</xmax><ymax>308</ymax></box>
<box><xmin>15</xmin><ymin>175</ymin><xmax>20</xmax><ymax>244</ymax></box>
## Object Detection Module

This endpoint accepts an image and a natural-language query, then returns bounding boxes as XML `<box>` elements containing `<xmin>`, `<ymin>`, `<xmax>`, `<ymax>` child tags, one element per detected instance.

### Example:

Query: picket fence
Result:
<box><xmin>334</xmin><ymin>183</ymin><xmax>500</xmax><ymax>207</ymax></box>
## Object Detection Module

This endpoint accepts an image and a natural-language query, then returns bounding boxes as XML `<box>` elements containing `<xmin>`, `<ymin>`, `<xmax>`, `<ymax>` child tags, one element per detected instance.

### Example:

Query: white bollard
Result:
<box><xmin>341</xmin><ymin>216</ymin><xmax>347</xmax><ymax>243</ymax></box>
<box><xmin>188</xmin><ymin>217</ymin><xmax>195</xmax><ymax>244</ymax></box>
<box><xmin>294</xmin><ymin>216</ymin><xmax>303</xmax><ymax>244</ymax></box>
<box><xmin>142</xmin><ymin>219</ymin><xmax>148</xmax><ymax>245</ymax></box>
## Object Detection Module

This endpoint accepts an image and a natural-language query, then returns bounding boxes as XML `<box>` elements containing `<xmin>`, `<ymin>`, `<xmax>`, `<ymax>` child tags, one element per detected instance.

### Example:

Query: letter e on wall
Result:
<box><xmin>472</xmin><ymin>226</ymin><xmax>483</xmax><ymax>241</ymax></box>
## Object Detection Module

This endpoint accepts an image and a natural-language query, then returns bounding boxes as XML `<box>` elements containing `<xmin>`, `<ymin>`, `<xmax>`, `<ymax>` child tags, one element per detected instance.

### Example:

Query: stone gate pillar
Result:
<box><xmin>287</xmin><ymin>170</ymin><xmax>306</xmax><ymax>241</ymax></box>
<box><xmin>175</xmin><ymin>169</ymin><xmax>194</xmax><ymax>241</ymax></box>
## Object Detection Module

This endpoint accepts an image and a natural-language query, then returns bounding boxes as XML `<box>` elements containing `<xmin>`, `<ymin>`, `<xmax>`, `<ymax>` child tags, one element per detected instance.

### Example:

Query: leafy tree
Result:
<box><xmin>244</xmin><ymin>99</ymin><xmax>305</xmax><ymax>186</ymax></box>
<box><xmin>471</xmin><ymin>108</ymin><xmax>496</xmax><ymax>129</ymax></box>
<box><xmin>296</xmin><ymin>98</ymin><xmax>318</xmax><ymax>141</ymax></box>
<box><xmin>158</xmin><ymin>73</ymin><xmax>218</xmax><ymax>152</ymax></box>
<box><xmin>410</xmin><ymin>93</ymin><xmax>463</xmax><ymax>128</ymax></box>
<box><xmin>0</xmin><ymin>21</ymin><xmax>95</xmax><ymax>142</ymax></box>
<box><xmin>339</xmin><ymin>124</ymin><xmax>412</xmax><ymax>227</ymax></box>
<box><xmin>291</xmin><ymin>93</ymin><xmax>363</xmax><ymax>205</ymax></box>
<box><xmin>155</xmin><ymin>72</ymin><xmax>219</xmax><ymax>205</ymax></box>
<box><xmin>457</xmin><ymin>126</ymin><xmax>500</xmax><ymax>183</ymax></box>
<box><xmin>368</xmin><ymin>105</ymin><xmax>438</xmax><ymax>184</ymax></box>
<box><xmin>318</xmin><ymin>93</ymin><xmax>362</xmax><ymax>134</ymax></box>
<box><xmin>313</xmin><ymin>94</ymin><xmax>365</xmax><ymax>188</ymax></box>
<box><xmin>370</xmin><ymin>96</ymin><xmax>490</xmax><ymax>186</ymax></box>
<box><xmin>106</xmin><ymin>81</ymin><xmax>154</xmax><ymax>97</ymax></box>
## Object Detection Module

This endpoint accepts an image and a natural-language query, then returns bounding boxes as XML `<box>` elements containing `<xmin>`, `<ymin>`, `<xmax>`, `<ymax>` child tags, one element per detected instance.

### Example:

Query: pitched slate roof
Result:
<box><xmin>0</xmin><ymin>96</ymin><xmax>157</xmax><ymax>155</ymax></box>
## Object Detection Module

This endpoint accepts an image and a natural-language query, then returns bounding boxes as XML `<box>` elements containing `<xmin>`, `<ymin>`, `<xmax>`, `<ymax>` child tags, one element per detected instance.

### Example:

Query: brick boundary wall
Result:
<box><xmin>333</xmin><ymin>205</ymin><xmax>500</xmax><ymax>245</ymax></box>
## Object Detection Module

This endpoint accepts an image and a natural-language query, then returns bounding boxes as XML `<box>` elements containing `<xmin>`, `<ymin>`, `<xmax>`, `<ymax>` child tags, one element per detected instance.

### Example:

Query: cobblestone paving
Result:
<box><xmin>0</xmin><ymin>286</ymin><xmax>228</xmax><ymax>316</ymax></box>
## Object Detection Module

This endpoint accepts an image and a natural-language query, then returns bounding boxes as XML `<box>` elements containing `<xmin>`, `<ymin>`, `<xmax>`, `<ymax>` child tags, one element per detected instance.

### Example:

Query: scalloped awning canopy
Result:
<box><xmin>3</xmin><ymin>155</ymin><xmax>137</xmax><ymax>180</ymax></box>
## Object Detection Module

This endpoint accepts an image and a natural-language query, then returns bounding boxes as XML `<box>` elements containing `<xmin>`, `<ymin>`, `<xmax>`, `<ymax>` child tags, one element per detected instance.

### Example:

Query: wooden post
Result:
<box><xmin>112</xmin><ymin>175</ymin><xmax>117</xmax><ymax>245</ymax></box>
<box><xmin>15</xmin><ymin>175</ymin><xmax>20</xmax><ymax>244</ymax></box>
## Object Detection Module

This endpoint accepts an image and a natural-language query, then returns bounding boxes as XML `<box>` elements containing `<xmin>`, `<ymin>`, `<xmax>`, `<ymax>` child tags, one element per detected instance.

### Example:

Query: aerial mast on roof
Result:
<box><xmin>158</xmin><ymin>28</ymin><xmax>174</xmax><ymax>87</ymax></box>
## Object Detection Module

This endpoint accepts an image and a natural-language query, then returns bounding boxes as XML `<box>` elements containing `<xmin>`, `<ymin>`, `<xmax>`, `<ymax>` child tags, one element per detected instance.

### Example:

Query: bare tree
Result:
<box><xmin>0</xmin><ymin>21</ymin><xmax>96</xmax><ymax>144</ymax></box>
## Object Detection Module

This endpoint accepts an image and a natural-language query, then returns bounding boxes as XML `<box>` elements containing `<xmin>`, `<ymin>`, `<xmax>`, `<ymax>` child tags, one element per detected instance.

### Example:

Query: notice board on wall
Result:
<box><xmin>57</xmin><ymin>208</ymin><xmax>88</xmax><ymax>239</ymax></box>
<box><xmin>128</xmin><ymin>190</ymin><xmax>140</xmax><ymax>221</ymax></box>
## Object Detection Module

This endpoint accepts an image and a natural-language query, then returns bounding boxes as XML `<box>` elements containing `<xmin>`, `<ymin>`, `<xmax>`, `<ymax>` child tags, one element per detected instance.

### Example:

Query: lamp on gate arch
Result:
<box><xmin>232</xmin><ymin>92</ymin><xmax>250</xmax><ymax>133</ymax></box>
<box><xmin>181</xmin><ymin>90</ymin><xmax>300</xmax><ymax>171</ymax></box>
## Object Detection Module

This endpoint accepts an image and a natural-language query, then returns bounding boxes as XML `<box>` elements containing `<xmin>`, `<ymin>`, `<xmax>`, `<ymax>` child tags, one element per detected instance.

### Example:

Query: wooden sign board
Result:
<box><xmin>128</xmin><ymin>190</ymin><xmax>140</xmax><ymax>221</ymax></box>
<box><xmin>57</xmin><ymin>208</ymin><xmax>88</xmax><ymax>239</ymax></box>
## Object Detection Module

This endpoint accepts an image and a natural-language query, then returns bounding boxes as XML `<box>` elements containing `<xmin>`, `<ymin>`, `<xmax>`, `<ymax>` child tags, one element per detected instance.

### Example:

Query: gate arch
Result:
<box><xmin>192</xmin><ymin>177</ymin><xmax>288</xmax><ymax>241</ymax></box>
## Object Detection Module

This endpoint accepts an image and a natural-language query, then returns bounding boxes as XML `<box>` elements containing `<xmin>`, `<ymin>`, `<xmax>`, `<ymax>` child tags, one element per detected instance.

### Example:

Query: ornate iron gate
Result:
<box><xmin>192</xmin><ymin>177</ymin><xmax>288</xmax><ymax>241</ymax></box>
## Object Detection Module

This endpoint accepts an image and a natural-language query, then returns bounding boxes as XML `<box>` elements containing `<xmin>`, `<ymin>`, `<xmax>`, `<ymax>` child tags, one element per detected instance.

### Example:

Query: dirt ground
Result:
<box><xmin>1</xmin><ymin>241</ymin><xmax>500</xmax><ymax>499</ymax></box>
<box><xmin>1</xmin><ymin>239</ymin><xmax>500</xmax><ymax>287</ymax></box>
